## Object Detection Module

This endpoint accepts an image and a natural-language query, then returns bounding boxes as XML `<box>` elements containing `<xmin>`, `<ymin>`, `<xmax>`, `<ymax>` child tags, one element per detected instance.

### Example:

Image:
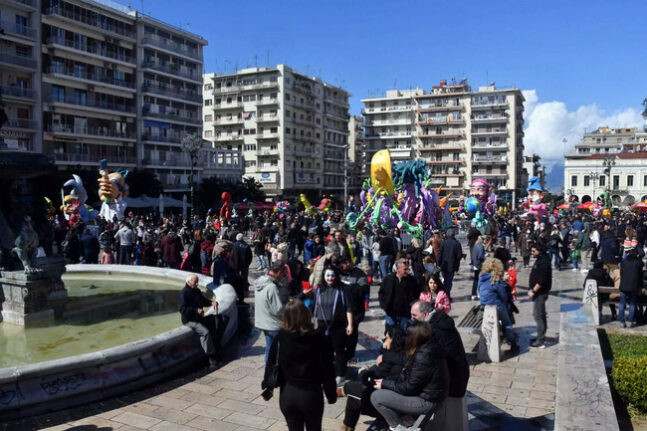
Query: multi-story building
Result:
<box><xmin>361</xmin><ymin>80</ymin><xmax>525</xmax><ymax>200</ymax></box>
<box><xmin>203</xmin><ymin>65</ymin><xmax>350</xmax><ymax>198</ymax></box>
<box><xmin>522</xmin><ymin>153</ymin><xmax>546</xmax><ymax>189</ymax></box>
<box><xmin>0</xmin><ymin>0</ymin><xmax>209</xmax><ymax>195</ymax></box>
<box><xmin>564</xmin><ymin>127</ymin><xmax>647</xmax><ymax>206</ymax></box>
<box><xmin>347</xmin><ymin>115</ymin><xmax>364</xmax><ymax>195</ymax></box>
<box><xmin>0</xmin><ymin>0</ymin><xmax>42</xmax><ymax>152</ymax></box>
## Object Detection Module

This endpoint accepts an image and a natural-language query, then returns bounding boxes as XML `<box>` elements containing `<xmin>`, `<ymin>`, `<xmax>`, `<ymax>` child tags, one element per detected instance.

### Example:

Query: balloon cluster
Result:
<box><xmin>300</xmin><ymin>194</ymin><xmax>331</xmax><ymax>215</ymax></box>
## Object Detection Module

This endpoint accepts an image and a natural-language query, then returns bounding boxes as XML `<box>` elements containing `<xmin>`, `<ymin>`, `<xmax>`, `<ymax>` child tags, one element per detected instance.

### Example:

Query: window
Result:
<box><xmin>583</xmin><ymin>175</ymin><xmax>590</xmax><ymax>187</ymax></box>
<box><xmin>52</xmin><ymin>85</ymin><xmax>65</xmax><ymax>102</ymax></box>
<box><xmin>599</xmin><ymin>175</ymin><xmax>606</xmax><ymax>186</ymax></box>
<box><xmin>613</xmin><ymin>175</ymin><xmax>620</xmax><ymax>189</ymax></box>
<box><xmin>571</xmin><ymin>175</ymin><xmax>577</xmax><ymax>187</ymax></box>
<box><xmin>204</xmin><ymin>99</ymin><xmax>212</xmax><ymax>106</ymax></box>
<box><xmin>644</xmin><ymin>175</ymin><xmax>647</xmax><ymax>187</ymax></box>
<box><xmin>204</xmin><ymin>130</ymin><xmax>212</xmax><ymax>137</ymax></box>
<box><xmin>628</xmin><ymin>175</ymin><xmax>634</xmax><ymax>187</ymax></box>
<box><xmin>74</xmin><ymin>89</ymin><xmax>86</xmax><ymax>105</ymax></box>
<box><xmin>204</xmin><ymin>114</ymin><xmax>212</xmax><ymax>122</ymax></box>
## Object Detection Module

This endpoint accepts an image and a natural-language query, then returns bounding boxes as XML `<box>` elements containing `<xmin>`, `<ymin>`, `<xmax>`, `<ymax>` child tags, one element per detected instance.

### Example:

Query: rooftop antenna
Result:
<box><xmin>254</xmin><ymin>55</ymin><xmax>258</xmax><ymax>67</ymax></box>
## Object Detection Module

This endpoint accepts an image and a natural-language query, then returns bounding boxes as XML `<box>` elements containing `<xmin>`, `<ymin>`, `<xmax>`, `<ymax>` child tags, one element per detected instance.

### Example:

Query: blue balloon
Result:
<box><xmin>465</xmin><ymin>197</ymin><xmax>480</xmax><ymax>214</ymax></box>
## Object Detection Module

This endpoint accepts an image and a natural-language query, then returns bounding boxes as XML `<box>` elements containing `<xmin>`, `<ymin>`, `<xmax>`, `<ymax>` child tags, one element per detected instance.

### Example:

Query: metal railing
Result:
<box><xmin>46</xmin><ymin>124</ymin><xmax>136</xmax><ymax>139</ymax></box>
<box><xmin>141</xmin><ymin>60</ymin><xmax>200</xmax><ymax>81</ymax></box>
<box><xmin>51</xmin><ymin>153</ymin><xmax>137</xmax><ymax>164</ymax></box>
<box><xmin>1</xmin><ymin>21</ymin><xmax>36</xmax><ymax>38</ymax></box>
<box><xmin>47</xmin><ymin>36</ymin><xmax>134</xmax><ymax>63</ymax></box>
<box><xmin>0</xmin><ymin>85</ymin><xmax>36</xmax><ymax>99</ymax></box>
<box><xmin>141</xmin><ymin>82</ymin><xmax>201</xmax><ymax>102</ymax></box>
<box><xmin>5</xmin><ymin>118</ymin><xmax>36</xmax><ymax>129</ymax></box>
<box><xmin>142</xmin><ymin>105</ymin><xmax>200</xmax><ymax>124</ymax></box>
<box><xmin>11</xmin><ymin>0</ymin><xmax>36</xmax><ymax>7</ymax></box>
<box><xmin>0</xmin><ymin>52</ymin><xmax>36</xmax><ymax>68</ymax></box>
<box><xmin>45</xmin><ymin>7</ymin><xmax>136</xmax><ymax>39</ymax></box>
<box><xmin>141</xmin><ymin>133</ymin><xmax>183</xmax><ymax>143</ymax></box>
<box><xmin>46</xmin><ymin>64</ymin><xmax>135</xmax><ymax>88</ymax></box>
<box><xmin>45</xmin><ymin>94</ymin><xmax>135</xmax><ymax>113</ymax></box>
<box><xmin>141</xmin><ymin>34</ymin><xmax>200</xmax><ymax>60</ymax></box>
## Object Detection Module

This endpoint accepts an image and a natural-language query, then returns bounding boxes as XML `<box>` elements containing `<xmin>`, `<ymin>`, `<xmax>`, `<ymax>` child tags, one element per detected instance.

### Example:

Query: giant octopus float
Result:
<box><xmin>346</xmin><ymin>150</ymin><xmax>454</xmax><ymax>237</ymax></box>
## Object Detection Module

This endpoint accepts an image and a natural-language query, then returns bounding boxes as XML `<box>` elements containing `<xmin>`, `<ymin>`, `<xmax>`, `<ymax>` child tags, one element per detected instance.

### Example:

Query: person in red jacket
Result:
<box><xmin>161</xmin><ymin>230</ymin><xmax>183</xmax><ymax>269</ymax></box>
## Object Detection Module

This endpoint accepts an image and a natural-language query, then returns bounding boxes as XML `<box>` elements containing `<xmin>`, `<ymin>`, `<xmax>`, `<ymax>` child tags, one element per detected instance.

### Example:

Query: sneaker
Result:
<box><xmin>471</xmin><ymin>295</ymin><xmax>478</xmax><ymax>301</ymax></box>
<box><xmin>629</xmin><ymin>322</ymin><xmax>637</xmax><ymax>328</ymax></box>
<box><xmin>530</xmin><ymin>340</ymin><xmax>546</xmax><ymax>349</ymax></box>
<box><xmin>572</xmin><ymin>268</ymin><xmax>577</xmax><ymax>272</ymax></box>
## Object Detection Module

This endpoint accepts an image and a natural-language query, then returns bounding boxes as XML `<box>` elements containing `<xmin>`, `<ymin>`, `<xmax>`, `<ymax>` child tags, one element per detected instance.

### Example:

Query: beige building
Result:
<box><xmin>564</xmin><ymin>127</ymin><xmax>647</xmax><ymax>206</ymax></box>
<box><xmin>0</xmin><ymin>0</ymin><xmax>217</xmax><ymax>194</ymax></box>
<box><xmin>203</xmin><ymin>65</ymin><xmax>350</xmax><ymax>198</ymax></box>
<box><xmin>361</xmin><ymin>80</ymin><xmax>525</xmax><ymax>199</ymax></box>
<box><xmin>347</xmin><ymin>115</ymin><xmax>364</xmax><ymax>195</ymax></box>
<box><xmin>521</xmin><ymin>153</ymin><xmax>546</xmax><ymax>190</ymax></box>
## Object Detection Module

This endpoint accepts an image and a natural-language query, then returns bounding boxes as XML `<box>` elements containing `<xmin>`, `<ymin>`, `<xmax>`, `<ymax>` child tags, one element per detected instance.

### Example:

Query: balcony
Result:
<box><xmin>257</xmin><ymin>98</ymin><xmax>279</xmax><ymax>106</ymax></box>
<box><xmin>213</xmin><ymin>86</ymin><xmax>240</xmax><ymax>95</ymax></box>
<box><xmin>257</xmin><ymin>114</ymin><xmax>279</xmax><ymax>123</ymax></box>
<box><xmin>362</xmin><ymin>105</ymin><xmax>412</xmax><ymax>114</ymax></box>
<box><xmin>9</xmin><ymin>0</ymin><xmax>36</xmax><ymax>10</ymax></box>
<box><xmin>471</xmin><ymin>129</ymin><xmax>508</xmax><ymax>137</ymax></box>
<box><xmin>255</xmin><ymin>132</ymin><xmax>279</xmax><ymax>140</ymax></box>
<box><xmin>292</xmin><ymin>83</ymin><xmax>314</xmax><ymax>96</ymax></box>
<box><xmin>141</xmin><ymin>82</ymin><xmax>201</xmax><ymax>103</ymax></box>
<box><xmin>215</xmin><ymin>134</ymin><xmax>244</xmax><ymax>142</ymax></box>
<box><xmin>417</xmin><ymin>117</ymin><xmax>465</xmax><ymax>126</ymax></box>
<box><xmin>0</xmin><ymin>85</ymin><xmax>36</xmax><ymax>101</ymax></box>
<box><xmin>45</xmin><ymin>64</ymin><xmax>135</xmax><ymax>89</ymax></box>
<box><xmin>418</xmin><ymin>131</ymin><xmax>465</xmax><ymax>139</ymax></box>
<box><xmin>141</xmin><ymin>133</ymin><xmax>184</xmax><ymax>144</ymax></box>
<box><xmin>473</xmin><ymin>172</ymin><xmax>507</xmax><ymax>178</ymax></box>
<box><xmin>141</xmin><ymin>60</ymin><xmax>201</xmax><ymax>82</ymax></box>
<box><xmin>46</xmin><ymin>36</ymin><xmax>134</xmax><ymax>64</ymax></box>
<box><xmin>45</xmin><ymin>7</ymin><xmax>136</xmax><ymax>39</ymax></box>
<box><xmin>46</xmin><ymin>94</ymin><xmax>135</xmax><ymax>114</ymax></box>
<box><xmin>471</xmin><ymin>115</ymin><xmax>508</xmax><ymax>123</ymax></box>
<box><xmin>418</xmin><ymin>143</ymin><xmax>465</xmax><ymax>152</ymax></box>
<box><xmin>471</xmin><ymin>100</ymin><xmax>509</xmax><ymax>110</ymax></box>
<box><xmin>367</xmin><ymin>119</ymin><xmax>411</xmax><ymax>127</ymax></box>
<box><xmin>0</xmin><ymin>52</ymin><xmax>36</xmax><ymax>69</ymax></box>
<box><xmin>46</xmin><ymin>124</ymin><xmax>136</xmax><ymax>140</ymax></box>
<box><xmin>427</xmin><ymin>159</ymin><xmax>465</xmax><ymax>165</ymax></box>
<box><xmin>213</xmin><ymin>117</ymin><xmax>243</xmax><ymax>125</ymax></box>
<box><xmin>143</xmin><ymin>155</ymin><xmax>196</xmax><ymax>168</ymax></box>
<box><xmin>5</xmin><ymin>118</ymin><xmax>36</xmax><ymax>130</ymax></box>
<box><xmin>141</xmin><ymin>34</ymin><xmax>200</xmax><ymax>60</ymax></box>
<box><xmin>364</xmin><ymin>131</ymin><xmax>412</xmax><ymax>139</ymax></box>
<box><xmin>472</xmin><ymin>155</ymin><xmax>507</xmax><ymax>164</ymax></box>
<box><xmin>51</xmin><ymin>153</ymin><xmax>137</xmax><ymax>165</ymax></box>
<box><xmin>417</xmin><ymin>103</ymin><xmax>464</xmax><ymax>112</ymax></box>
<box><xmin>1</xmin><ymin>21</ymin><xmax>36</xmax><ymax>40</ymax></box>
<box><xmin>291</xmin><ymin>116</ymin><xmax>315</xmax><ymax>127</ymax></box>
<box><xmin>257</xmin><ymin>148</ymin><xmax>280</xmax><ymax>156</ymax></box>
<box><xmin>472</xmin><ymin>143</ymin><xmax>508</xmax><ymax>151</ymax></box>
<box><xmin>142</xmin><ymin>105</ymin><xmax>200</xmax><ymax>125</ymax></box>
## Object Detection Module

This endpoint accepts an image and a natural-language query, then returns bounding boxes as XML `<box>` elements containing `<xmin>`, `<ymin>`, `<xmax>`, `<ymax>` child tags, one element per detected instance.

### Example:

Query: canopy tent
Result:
<box><xmin>122</xmin><ymin>195</ymin><xmax>192</xmax><ymax>209</ymax></box>
<box><xmin>630</xmin><ymin>201</ymin><xmax>647</xmax><ymax>212</ymax></box>
<box><xmin>123</xmin><ymin>196</ymin><xmax>153</xmax><ymax>208</ymax></box>
<box><xmin>234</xmin><ymin>202</ymin><xmax>276</xmax><ymax>211</ymax></box>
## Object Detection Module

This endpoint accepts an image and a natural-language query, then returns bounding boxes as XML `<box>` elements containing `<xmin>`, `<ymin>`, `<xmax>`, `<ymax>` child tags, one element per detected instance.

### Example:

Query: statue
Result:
<box><xmin>526</xmin><ymin>176</ymin><xmax>547</xmax><ymax>219</ymax></box>
<box><xmin>98</xmin><ymin>159</ymin><xmax>129</xmax><ymax>221</ymax></box>
<box><xmin>12</xmin><ymin>215</ymin><xmax>40</xmax><ymax>273</ymax></box>
<box><xmin>468</xmin><ymin>178</ymin><xmax>496</xmax><ymax>215</ymax></box>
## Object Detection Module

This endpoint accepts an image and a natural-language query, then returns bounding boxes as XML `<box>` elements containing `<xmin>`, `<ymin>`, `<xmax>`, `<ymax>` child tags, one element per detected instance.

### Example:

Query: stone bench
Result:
<box><xmin>583</xmin><ymin>279</ymin><xmax>647</xmax><ymax>325</ymax></box>
<box><xmin>410</xmin><ymin>396</ymin><xmax>469</xmax><ymax>431</ymax></box>
<box><xmin>457</xmin><ymin>304</ymin><xmax>501</xmax><ymax>363</ymax></box>
<box><xmin>555</xmin><ymin>302</ymin><xmax>619</xmax><ymax>431</ymax></box>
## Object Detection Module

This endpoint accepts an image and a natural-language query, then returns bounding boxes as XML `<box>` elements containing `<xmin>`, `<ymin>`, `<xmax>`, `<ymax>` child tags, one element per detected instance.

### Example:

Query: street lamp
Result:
<box><xmin>181</xmin><ymin>133</ymin><xmax>204</xmax><ymax>219</ymax></box>
<box><xmin>589</xmin><ymin>171</ymin><xmax>601</xmax><ymax>201</ymax></box>
<box><xmin>602</xmin><ymin>155</ymin><xmax>616</xmax><ymax>192</ymax></box>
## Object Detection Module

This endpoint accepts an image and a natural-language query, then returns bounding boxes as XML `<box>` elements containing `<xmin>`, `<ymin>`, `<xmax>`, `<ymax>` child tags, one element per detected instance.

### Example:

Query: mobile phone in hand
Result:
<box><xmin>261</xmin><ymin>387</ymin><xmax>273</xmax><ymax>401</ymax></box>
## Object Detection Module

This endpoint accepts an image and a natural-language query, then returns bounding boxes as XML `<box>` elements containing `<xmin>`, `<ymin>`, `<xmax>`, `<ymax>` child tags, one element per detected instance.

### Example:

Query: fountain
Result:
<box><xmin>0</xmin><ymin>154</ymin><xmax>238</xmax><ymax>419</ymax></box>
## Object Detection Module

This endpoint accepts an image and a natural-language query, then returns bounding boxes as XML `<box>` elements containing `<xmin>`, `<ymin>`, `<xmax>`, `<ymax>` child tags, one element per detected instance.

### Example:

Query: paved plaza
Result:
<box><xmin>2</xmin><ymin>252</ymin><xmax>588</xmax><ymax>431</ymax></box>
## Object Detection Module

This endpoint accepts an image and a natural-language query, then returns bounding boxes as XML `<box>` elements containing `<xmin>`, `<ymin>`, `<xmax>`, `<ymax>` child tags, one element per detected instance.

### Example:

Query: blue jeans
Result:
<box><xmin>378</xmin><ymin>255</ymin><xmax>393</xmax><ymax>279</ymax></box>
<box><xmin>371</xmin><ymin>259</ymin><xmax>381</xmax><ymax>281</ymax></box>
<box><xmin>441</xmin><ymin>269</ymin><xmax>455</xmax><ymax>296</ymax></box>
<box><xmin>618</xmin><ymin>292</ymin><xmax>637</xmax><ymax>324</ymax></box>
<box><xmin>496</xmin><ymin>304</ymin><xmax>516</xmax><ymax>343</ymax></box>
<box><xmin>385</xmin><ymin>314</ymin><xmax>410</xmax><ymax>331</ymax></box>
<box><xmin>572</xmin><ymin>258</ymin><xmax>579</xmax><ymax>269</ymax></box>
<box><xmin>549</xmin><ymin>250</ymin><xmax>561</xmax><ymax>268</ymax></box>
<box><xmin>263</xmin><ymin>329</ymin><xmax>279</xmax><ymax>363</ymax></box>
<box><xmin>288</xmin><ymin>242</ymin><xmax>296</xmax><ymax>259</ymax></box>
<box><xmin>256</xmin><ymin>254</ymin><xmax>267</xmax><ymax>270</ymax></box>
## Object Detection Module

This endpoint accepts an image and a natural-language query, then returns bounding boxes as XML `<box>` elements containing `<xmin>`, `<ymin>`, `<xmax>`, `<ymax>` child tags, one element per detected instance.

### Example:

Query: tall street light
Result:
<box><xmin>181</xmin><ymin>133</ymin><xmax>204</xmax><ymax>219</ymax></box>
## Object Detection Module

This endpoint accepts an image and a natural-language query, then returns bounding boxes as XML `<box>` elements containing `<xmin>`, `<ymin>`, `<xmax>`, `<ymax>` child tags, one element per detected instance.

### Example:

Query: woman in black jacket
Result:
<box><xmin>262</xmin><ymin>300</ymin><xmax>337</xmax><ymax>431</ymax></box>
<box><xmin>339</xmin><ymin>326</ymin><xmax>407</xmax><ymax>431</ymax></box>
<box><xmin>619</xmin><ymin>248</ymin><xmax>643</xmax><ymax>327</ymax></box>
<box><xmin>370</xmin><ymin>322</ymin><xmax>448</xmax><ymax>428</ymax></box>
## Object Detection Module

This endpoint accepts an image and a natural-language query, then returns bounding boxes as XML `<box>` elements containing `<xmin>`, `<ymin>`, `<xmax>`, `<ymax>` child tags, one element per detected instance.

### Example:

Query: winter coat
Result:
<box><xmin>620</xmin><ymin>254</ymin><xmax>644</xmax><ymax>295</ymax></box>
<box><xmin>471</xmin><ymin>243</ymin><xmax>486</xmax><ymax>271</ymax></box>
<box><xmin>381</xmin><ymin>336</ymin><xmax>448</xmax><ymax>403</ymax></box>
<box><xmin>178</xmin><ymin>284</ymin><xmax>211</xmax><ymax>325</ymax></box>
<box><xmin>253</xmin><ymin>274</ymin><xmax>283</xmax><ymax>331</ymax></box>
<box><xmin>427</xmin><ymin>310</ymin><xmax>469</xmax><ymax>398</ymax></box>
<box><xmin>438</xmin><ymin>236</ymin><xmax>462</xmax><ymax>272</ymax></box>
<box><xmin>378</xmin><ymin>273</ymin><xmax>421</xmax><ymax>317</ymax></box>
<box><xmin>478</xmin><ymin>272</ymin><xmax>508</xmax><ymax>308</ymax></box>
<box><xmin>529</xmin><ymin>252</ymin><xmax>552</xmax><ymax>295</ymax></box>
<box><xmin>600</xmin><ymin>232</ymin><xmax>620</xmax><ymax>265</ymax></box>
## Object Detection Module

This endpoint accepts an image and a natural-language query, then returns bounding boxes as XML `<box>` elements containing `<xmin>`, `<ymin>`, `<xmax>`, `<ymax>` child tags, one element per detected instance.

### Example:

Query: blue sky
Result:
<box><xmin>137</xmin><ymin>0</ymin><xmax>647</xmax><ymax>180</ymax></box>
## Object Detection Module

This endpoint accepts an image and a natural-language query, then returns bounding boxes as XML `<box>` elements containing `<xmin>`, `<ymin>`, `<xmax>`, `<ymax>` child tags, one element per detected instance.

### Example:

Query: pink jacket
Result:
<box><xmin>435</xmin><ymin>290</ymin><xmax>451</xmax><ymax>314</ymax></box>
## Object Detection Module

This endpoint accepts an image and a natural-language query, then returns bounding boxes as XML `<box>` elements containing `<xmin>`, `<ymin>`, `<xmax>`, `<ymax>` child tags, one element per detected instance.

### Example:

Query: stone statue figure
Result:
<box><xmin>12</xmin><ymin>215</ymin><xmax>40</xmax><ymax>273</ymax></box>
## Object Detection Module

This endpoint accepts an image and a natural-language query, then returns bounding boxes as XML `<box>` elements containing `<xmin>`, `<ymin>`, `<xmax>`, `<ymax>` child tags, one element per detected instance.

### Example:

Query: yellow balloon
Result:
<box><xmin>371</xmin><ymin>149</ymin><xmax>394</xmax><ymax>196</ymax></box>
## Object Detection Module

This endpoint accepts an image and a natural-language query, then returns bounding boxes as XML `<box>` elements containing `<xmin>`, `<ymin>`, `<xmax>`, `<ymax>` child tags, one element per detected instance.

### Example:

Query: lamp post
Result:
<box><xmin>589</xmin><ymin>171</ymin><xmax>601</xmax><ymax>201</ymax></box>
<box><xmin>181</xmin><ymin>133</ymin><xmax>204</xmax><ymax>219</ymax></box>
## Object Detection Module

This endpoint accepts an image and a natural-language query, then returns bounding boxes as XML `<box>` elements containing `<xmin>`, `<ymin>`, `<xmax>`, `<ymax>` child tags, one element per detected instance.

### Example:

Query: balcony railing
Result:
<box><xmin>472</xmin><ymin>143</ymin><xmax>508</xmax><ymax>150</ymax></box>
<box><xmin>257</xmin><ymin>114</ymin><xmax>279</xmax><ymax>122</ymax></box>
<box><xmin>0</xmin><ymin>85</ymin><xmax>36</xmax><ymax>100</ymax></box>
<box><xmin>45</xmin><ymin>95</ymin><xmax>135</xmax><ymax>113</ymax></box>
<box><xmin>367</xmin><ymin>119</ymin><xmax>411</xmax><ymax>127</ymax></box>
<box><xmin>417</xmin><ymin>103</ymin><xmax>464</xmax><ymax>111</ymax></box>
<box><xmin>142</xmin><ymin>156</ymin><xmax>195</xmax><ymax>167</ymax></box>
<box><xmin>141</xmin><ymin>133</ymin><xmax>184</xmax><ymax>143</ymax></box>
<box><xmin>45</xmin><ymin>7</ymin><xmax>135</xmax><ymax>39</ymax></box>
<box><xmin>213</xmin><ymin>117</ymin><xmax>243</xmax><ymax>125</ymax></box>
<box><xmin>362</xmin><ymin>105</ymin><xmax>412</xmax><ymax>114</ymax></box>
<box><xmin>46</xmin><ymin>64</ymin><xmax>135</xmax><ymax>89</ymax></box>
<box><xmin>46</xmin><ymin>124</ymin><xmax>136</xmax><ymax>139</ymax></box>
<box><xmin>364</xmin><ymin>131</ymin><xmax>412</xmax><ymax>138</ymax></box>
<box><xmin>257</xmin><ymin>98</ymin><xmax>279</xmax><ymax>106</ymax></box>
<box><xmin>471</xmin><ymin>115</ymin><xmax>508</xmax><ymax>122</ymax></box>
<box><xmin>1</xmin><ymin>21</ymin><xmax>36</xmax><ymax>39</ymax></box>
<box><xmin>418</xmin><ymin>143</ymin><xmax>465</xmax><ymax>151</ymax></box>
<box><xmin>255</xmin><ymin>132</ymin><xmax>279</xmax><ymax>139</ymax></box>
<box><xmin>51</xmin><ymin>153</ymin><xmax>137</xmax><ymax>164</ymax></box>
<box><xmin>142</xmin><ymin>105</ymin><xmax>200</xmax><ymax>124</ymax></box>
<box><xmin>5</xmin><ymin>118</ymin><xmax>37</xmax><ymax>129</ymax></box>
<box><xmin>46</xmin><ymin>36</ymin><xmax>134</xmax><ymax>64</ymax></box>
<box><xmin>141</xmin><ymin>60</ymin><xmax>200</xmax><ymax>81</ymax></box>
<box><xmin>215</xmin><ymin>134</ymin><xmax>244</xmax><ymax>142</ymax></box>
<box><xmin>0</xmin><ymin>52</ymin><xmax>36</xmax><ymax>69</ymax></box>
<box><xmin>471</xmin><ymin>129</ymin><xmax>508</xmax><ymax>136</ymax></box>
<box><xmin>473</xmin><ymin>155</ymin><xmax>507</xmax><ymax>163</ymax></box>
<box><xmin>141</xmin><ymin>82</ymin><xmax>201</xmax><ymax>102</ymax></box>
<box><xmin>141</xmin><ymin>34</ymin><xmax>200</xmax><ymax>60</ymax></box>
<box><xmin>10</xmin><ymin>0</ymin><xmax>36</xmax><ymax>8</ymax></box>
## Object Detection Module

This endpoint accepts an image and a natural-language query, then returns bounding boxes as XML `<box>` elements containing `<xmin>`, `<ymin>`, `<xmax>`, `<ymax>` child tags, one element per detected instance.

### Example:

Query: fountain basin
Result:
<box><xmin>0</xmin><ymin>264</ymin><xmax>237</xmax><ymax>419</ymax></box>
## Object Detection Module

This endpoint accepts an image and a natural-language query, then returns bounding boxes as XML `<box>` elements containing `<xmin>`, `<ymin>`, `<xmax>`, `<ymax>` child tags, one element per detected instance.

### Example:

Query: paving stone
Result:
<box><xmin>530</xmin><ymin>390</ymin><xmax>555</xmax><ymax>401</ymax></box>
<box><xmin>182</xmin><ymin>382</ymin><xmax>220</xmax><ymax>395</ymax></box>
<box><xmin>147</xmin><ymin>395</ymin><xmax>195</xmax><ymax>411</ymax></box>
<box><xmin>214</xmin><ymin>388</ymin><xmax>258</xmax><ymax>402</ymax></box>
<box><xmin>185</xmin><ymin>416</ymin><xmax>240</xmax><ymax>431</ymax></box>
<box><xmin>180</xmin><ymin>390</ymin><xmax>227</xmax><ymax>407</ymax></box>
<box><xmin>147</xmin><ymin>406</ymin><xmax>198</xmax><ymax>425</ymax></box>
<box><xmin>218</xmin><ymin>399</ymin><xmax>265</xmax><ymax>415</ymax></box>
<box><xmin>185</xmin><ymin>403</ymin><xmax>232</xmax><ymax>420</ymax></box>
<box><xmin>223</xmin><ymin>411</ymin><xmax>274</xmax><ymax>429</ymax></box>
<box><xmin>111</xmin><ymin>411</ymin><xmax>162</xmax><ymax>429</ymax></box>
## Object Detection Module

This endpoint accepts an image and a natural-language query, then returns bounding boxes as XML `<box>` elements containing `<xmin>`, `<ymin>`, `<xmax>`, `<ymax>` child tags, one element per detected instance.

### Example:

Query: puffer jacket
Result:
<box><xmin>427</xmin><ymin>310</ymin><xmax>469</xmax><ymax>397</ymax></box>
<box><xmin>381</xmin><ymin>336</ymin><xmax>448</xmax><ymax>403</ymax></box>
<box><xmin>253</xmin><ymin>274</ymin><xmax>283</xmax><ymax>331</ymax></box>
<box><xmin>478</xmin><ymin>272</ymin><xmax>508</xmax><ymax>308</ymax></box>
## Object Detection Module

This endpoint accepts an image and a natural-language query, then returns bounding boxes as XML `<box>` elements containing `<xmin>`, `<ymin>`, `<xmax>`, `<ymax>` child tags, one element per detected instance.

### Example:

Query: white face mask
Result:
<box><xmin>532</xmin><ymin>196</ymin><xmax>542</xmax><ymax>204</ymax></box>
<box><xmin>324</xmin><ymin>270</ymin><xmax>336</xmax><ymax>285</ymax></box>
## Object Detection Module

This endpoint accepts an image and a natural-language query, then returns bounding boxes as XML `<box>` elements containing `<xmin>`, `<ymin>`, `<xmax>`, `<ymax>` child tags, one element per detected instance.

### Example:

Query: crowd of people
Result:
<box><xmin>51</xmin><ymin>204</ymin><xmax>647</xmax><ymax>430</ymax></box>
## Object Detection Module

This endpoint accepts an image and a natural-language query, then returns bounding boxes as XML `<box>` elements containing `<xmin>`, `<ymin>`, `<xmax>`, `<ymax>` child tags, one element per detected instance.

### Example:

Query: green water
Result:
<box><xmin>0</xmin><ymin>274</ymin><xmax>186</xmax><ymax>368</ymax></box>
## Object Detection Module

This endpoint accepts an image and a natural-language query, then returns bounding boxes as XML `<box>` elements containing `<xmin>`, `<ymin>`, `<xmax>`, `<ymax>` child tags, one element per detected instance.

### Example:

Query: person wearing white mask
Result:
<box><xmin>314</xmin><ymin>266</ymin><xmax>353</xmax><ymax>386</ymax></box>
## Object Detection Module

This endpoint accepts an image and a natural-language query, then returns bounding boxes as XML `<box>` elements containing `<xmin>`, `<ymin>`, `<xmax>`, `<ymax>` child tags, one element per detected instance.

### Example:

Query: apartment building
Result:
<box><xmin>564</xmin><ymin>127</ymin><xmax>647</xmax><ymax>206</ymax></box>
<box><xmin>361</xmin><ymin>80</ymin><xmax>525</xmax><ymax>200</ymax></box>
<box><xmin>0</xmin><ymin>0</ymin><xmax>211</xmax><ymax>194</ymax></box>
<box><xmin>0</xmin><ymin>0</ymin><xmax>42</xmax><ymax>152</ymax></box>
<box><xmin>348</xmin><ymin>115</ymin><xmax>364</xmax><ymax>195</ymax></box>
<box><xmin>522</xmin><ymin>153</ymin><xmax>546</xmax><ymax>190</ymax></box>
<box><xmin>203</xmin><ymin>65</ymin><xmax>350</xmax><ymax>198</ymax></box>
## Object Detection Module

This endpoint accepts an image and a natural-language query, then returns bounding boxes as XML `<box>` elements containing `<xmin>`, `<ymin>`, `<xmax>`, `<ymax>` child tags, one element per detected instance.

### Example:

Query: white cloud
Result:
<box><xmin>522</xmin><ymin>89</ymin><xmax>645</xmax><ymax>166</ymax></box>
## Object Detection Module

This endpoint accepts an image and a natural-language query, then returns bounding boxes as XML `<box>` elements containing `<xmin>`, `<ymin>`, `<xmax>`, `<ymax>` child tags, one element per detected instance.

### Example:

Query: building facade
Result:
<box><xmin>361</xmin><ymin>80</ymin><xmax>525</xmax><ymax>199</ymax></box>
<box><xmin>203</xmin><ymin>65</ymin><xmax>350</xmax><ymax>198</ymax></box>
<box><xmin>564</xmin><ymin>127</ymin><xmax>647</xmax><ymax>206</ymax></box>
<box><xmin>522</xmin><ymin>153</ymin><xmax>546</xmax><ymax>190</ymax></box>
<box><xmin>0</xmin><ymin>0</ymin><xmax>210</xmax><ymax>194</ymax></box>
<box><xmin>347</xmin><ymin>115</ymin><xmax>364</xmax><ymax>195</ymax></box>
